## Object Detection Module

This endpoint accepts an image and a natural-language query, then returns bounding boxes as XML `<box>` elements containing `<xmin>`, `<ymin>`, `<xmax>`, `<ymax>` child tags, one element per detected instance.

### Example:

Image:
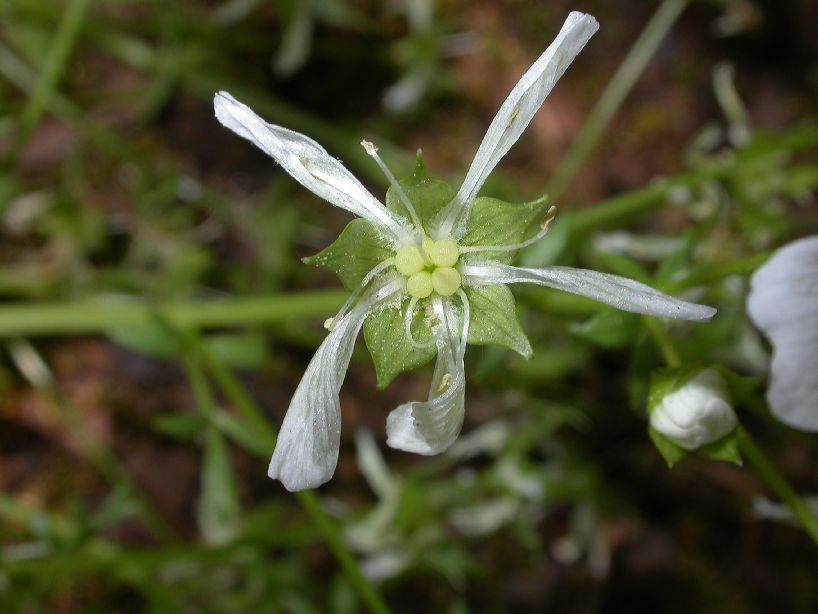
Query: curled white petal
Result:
<box><xmin>747</xmin><ymin>236</ymin><xmax>818</xmax><ymax>432</ymax></box>
<box><xmin>386</xmin><ymin>295</ymin><xmax>469</xmax><ymax>455</ymax></box>
<box><xmin>650</xmin><ymin>369</ymin><xmax>737</xmax><ymax>450</ymax></box>
<box><xmin>462</xmin><ymin>261</ymin><xmax>717</xmax><ymax>321</ymax></box>
<box><xmin>214</xmin><ymin>91</ymin><xmax>405</xmax><ymax>238</ymax></box>
<box><xmin>436</xmin><ymin>12</ymin><xmax>599</xmax><ymax>237</ymax></box>
<box><xmin>268</xmin><ymin>277</ymin><xmax>404</xmax><ymax>491</ymax></box>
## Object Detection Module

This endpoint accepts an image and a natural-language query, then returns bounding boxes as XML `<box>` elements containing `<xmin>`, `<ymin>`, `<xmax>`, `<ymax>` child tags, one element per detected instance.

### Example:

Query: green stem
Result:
<box><xmin>736</xmin><ymin>426</ymin><xmax>818</xmax><ymax>546</ymax></box>
<box><xmin>192</xmin><ymin>341</ymin><xmax>391</xmax><ymax>614</ymax></box>
<box><xmin>297</xmin><ymin>490</ymin><xmax>391</xmax><ymax>614</ymax></box>
<box><xmin>642</xmin><ymin>318</ymin><xmax>681</xmax><ymax>367</ymax></box>
<box><xmin>0</xmin><ymin>290</ymin><xmax>346</xmax><ymax>338</ymax></box>
<box><xmin>547</xmin><ymin>0</ymin><xmax>689</xmax><ymax>200</ymax></box>
<box><xmin>14</xmin><ymin>0</ymin><xmax>89</xmax><ymax>151</ymax></box>
<box><xmin>665</xmin><ymin>251</ymin><xmax>771</xmax><ymax>293</ymax></box>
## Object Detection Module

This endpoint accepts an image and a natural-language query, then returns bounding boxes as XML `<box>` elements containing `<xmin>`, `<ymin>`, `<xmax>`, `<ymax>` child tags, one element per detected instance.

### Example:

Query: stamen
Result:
<box><xmin>327</xmin><ymin>257</ymin><xmax>395</xmax><ymax>331</ymax></box>
<box><xmin>405</xmin><ymin>297</ymin><xmax>434</xmax><ymax>349</ymax></box>
<box><xmin>437</xmin><ymin>373</ymin><xmax>453</xmax><ymax>392</ymax></box>
<box><xmin>459</xmin><ymin>205</ymin><xmax>558</xmax><ymax>254</ymax></box>
<box><xmin>361</xmin><ymin>140</ymin><xmax>423</xmax><ymax>230</ymax></box>
<box><xmin>456</xmin><ymin>288</ymin><xmax>471</xmax><ymax>354</ymax></box>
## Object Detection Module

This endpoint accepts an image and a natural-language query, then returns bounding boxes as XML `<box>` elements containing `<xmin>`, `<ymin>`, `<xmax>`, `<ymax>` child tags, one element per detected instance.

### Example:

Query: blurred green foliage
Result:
<box><xmin>1</xmin><ymin>0</ymin><xmax>817</xmax><ymax>612</ymax></box>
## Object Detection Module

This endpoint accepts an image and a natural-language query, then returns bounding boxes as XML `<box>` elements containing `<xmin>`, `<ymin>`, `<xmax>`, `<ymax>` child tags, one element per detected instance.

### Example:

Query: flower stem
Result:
<box><xmin>189</xmin><ymin>337</ymin><xmax>391</xmax><ymax>614</ymax></box>
<box><xmin>547</xmin><ymin>0</ymin><xmax>690</xmax><ymax>200</ymax></box>
<box><xmin>0</xmin><ymin>290</ymin><xmax>347</xmax><ymax>338</ymax></box>
<box><xmin>642</xmin><ymin>318</ymin><xmax>681</xmax><ymax>367</ymax></box>
<box><xmin>735</xmin><ymin>426</ymin><xmax>818</xmax><ymax>546</ymax></box>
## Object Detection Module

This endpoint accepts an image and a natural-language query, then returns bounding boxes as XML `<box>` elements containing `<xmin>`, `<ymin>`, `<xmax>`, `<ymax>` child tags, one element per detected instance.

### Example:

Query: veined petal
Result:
<box><xmin>747</xmin><ymin>236</ymin><xmax>818</xmax><ymax>432</ymax></box>
<box><xmin>214</xmin><ymin>91</ymin><xmax>405</xmax><ymax>239</ymax></box>
<box><xmin>386</xmin><ymin>296</ymin><xmax>469</xmax><ymax>454</ymax></box>
<box><xmin>269</xmin><ymin>276</ymin><xmax>404</xmax><ymax>491</ymax></box>
<box><xmin>463</xmin><ymin>262</ymin><xmax>716</xmax><ymax>321</ymax></box>
<box><xmin>436</xmin><ymin>12</ymin><xmax>599</xmax><ymax>237</ymax></box>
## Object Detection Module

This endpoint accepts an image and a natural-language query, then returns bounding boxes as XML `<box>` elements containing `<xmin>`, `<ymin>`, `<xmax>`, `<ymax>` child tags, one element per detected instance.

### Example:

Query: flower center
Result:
<box><xmin>396</xmin><ymin>239</ymin><xmax>462</xmax><ymax>299</ymax></box>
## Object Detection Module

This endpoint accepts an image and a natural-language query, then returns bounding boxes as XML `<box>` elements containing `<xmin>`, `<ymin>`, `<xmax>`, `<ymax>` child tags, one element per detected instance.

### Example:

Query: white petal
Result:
<box><xmin>747</xmin><ymin>236</ymin><xmax>818</xmax><ymax>432</ymax></box>
<box><xmin>269</xmin><ymin>277</ymin><xmax>404</xmax><ymax>490</ymax></box>
<box><xmin>214</xmin><ymin>91</ymin><xmax>405</xmax><ymax>238</ymax></box>
<box><xmin>463</xmin><ymin>261</ymin><xmax>717</xmax><ymax>321</ymax></box>
<box><xmin>436</xmin><ymin>12</ymin><xmax>599</xmax><ymax>237</ymax></box>
<box><xmin>649</xmin><ymin>369</ymin><xmax>737</xmax><ymax>450</ymax></box>
<box><xmin>386</xmin><ymin>297</ymin><xmax>468</xmax><ymax>455</ymax></box>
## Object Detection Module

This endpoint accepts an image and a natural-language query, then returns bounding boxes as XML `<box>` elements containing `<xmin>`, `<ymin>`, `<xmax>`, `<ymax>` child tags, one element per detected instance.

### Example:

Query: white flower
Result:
<box><xmin>650</xmin><ymin>369</ymin><xmax>737</xmax><ymax>450</ymax></box>
<box><xmin>747</xmin><ymin>236</ymin><xmax>818</xmax><ymax>432</ymax></box>
<box><xmin>215</xmin><ymin>12</ymin><xmax>717</xmax><ymax>491</ymax></box>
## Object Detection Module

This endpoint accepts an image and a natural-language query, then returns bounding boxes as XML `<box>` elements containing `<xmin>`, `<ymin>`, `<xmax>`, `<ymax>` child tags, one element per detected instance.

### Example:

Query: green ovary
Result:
<box><xmin>398</xmin><ymin>239</ymin><xmax>462</xmax><ymax>299</ymax></box>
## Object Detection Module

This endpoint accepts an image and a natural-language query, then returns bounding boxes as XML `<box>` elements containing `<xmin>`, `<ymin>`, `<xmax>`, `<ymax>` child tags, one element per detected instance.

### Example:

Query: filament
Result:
<box><xmin>361</xmin><ymin>140</ymin><xmax>423</xmax><ymax>231</ymax></box>
<box><xmin>404</xmin><ymin>296</ymin><xmax>434</xmax><ymax>349</ymax></box>
<box><xmin>326</xmin><ymin>257</ymin><xmax>395</xmax><ymax>331</ymax></box>
<box><xmin>459</xmin><ymin>205</ymin><xmax>558</xmax><ymax>254</ymax></box>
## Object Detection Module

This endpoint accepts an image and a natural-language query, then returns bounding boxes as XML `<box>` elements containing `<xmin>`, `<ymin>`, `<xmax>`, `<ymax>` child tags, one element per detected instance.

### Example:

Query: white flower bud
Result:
<box><xmin>650</xmin><ymin>369</ymin><xmax>737</xmax><ymax>450</ymax></box>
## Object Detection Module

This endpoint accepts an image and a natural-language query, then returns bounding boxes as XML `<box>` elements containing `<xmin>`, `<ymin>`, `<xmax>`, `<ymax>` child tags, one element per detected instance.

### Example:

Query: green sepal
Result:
<box><xmin>466</xmin><ymin>285</ymin><xmax>532</xmax><ymax>358</ymax></box>
<box><xmin>304</xmin><ymin>219</ymin><xmax>392</xmax><ymax>291</ymax></box>
<box><xmin>569</xmin><ymin>309</ymin><xmax>640</xmax><ymax>349</ymax></box>
<box><xmin>696</xmin><ymin>433</ymin><xmax>742</xmax><ymax>466</ymax></box>
<box><xmin>646</xmin><ymin>365</ymin><xmax>705</xmax><ymax>415</ymax></box>
<box><xmin>385</xmin><ymin>152</ymin><xmax>455</xmax><ymax>233</ymax></box>
<box><xmin>648</xmin><ymin>426</ymin><xmax>688</xmax><ymax>468</ymax></box>
<box><xmin>460</xmin><ymin>195</ymin><xmax>546</xmax><ymax>264</ymax></box>
<box><xmin>710</xmin><ymin>365</ymin><xmax>761</xmax><ymax>406</ymax></box>
<box><xmin>363</xmin><ymin>300</ymin><xmax>436</xmax><ymax>389</ymax></box>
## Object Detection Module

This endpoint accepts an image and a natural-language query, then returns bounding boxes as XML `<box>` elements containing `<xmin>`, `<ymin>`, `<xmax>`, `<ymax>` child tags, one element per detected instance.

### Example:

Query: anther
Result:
<box><xmin>437</xmin><ymin>373</ymin><xmax>453</xmax><ymax>392</ymax></box>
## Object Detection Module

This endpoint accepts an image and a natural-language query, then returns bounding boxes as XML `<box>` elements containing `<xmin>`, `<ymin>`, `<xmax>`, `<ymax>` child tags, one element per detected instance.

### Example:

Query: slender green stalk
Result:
<box><xmin>665</xmin><ymin>251</ymin><xmax>771</xmax><ymax>293</ymax></box>
<box><xmin>736</xmin><ymin>426</ymin><xmax>818</xmax><ymax>546</ymax></box>
<box><xmin>642</xmin><ymin>318</ymin><xmax>681</xmax><ymax>367</ymax></box>
<box><xmin>297</xmin><ymin>490</ymin><xmax>391</xmax><ymax>614</ymax></box>
<box><xmin>548</xmin><ymin>0</ymin><xmax>690</xmax><ymax>200</ymax></box>
<box><xmin>0</xmin><ymin>290</ymin><xmax>346</xmax><ymax>338</ymax></box>
<box><xmin>192</xmin><ymin>341</ymin><xmax>391</xmax><ymax>614</ymax></box>
<box><xmin>14</xmin><ymin>0</ymin><xmax>90</xmax><ymax>150</ymax></box>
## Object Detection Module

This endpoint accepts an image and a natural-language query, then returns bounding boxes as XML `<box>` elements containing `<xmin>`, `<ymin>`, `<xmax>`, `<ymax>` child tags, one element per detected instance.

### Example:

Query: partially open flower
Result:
<box><xmin>747</xmin><ymin>236</ymin><xmax>818</xmax><ymax>432</ymax></box>
<box><xmin>650</xmin><ymin>369</ymin><xmax>737</xmax><ymax>451</ymax></box>
<box><xmin>215</xmin><ymin>12</ymin><xmax>717</xmax><ymax>491</ymax></box>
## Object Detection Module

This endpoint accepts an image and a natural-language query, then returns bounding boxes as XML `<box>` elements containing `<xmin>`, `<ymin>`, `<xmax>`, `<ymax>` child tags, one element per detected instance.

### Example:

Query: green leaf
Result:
<box><xmin>711</xmin><ymin>366</ymin><xmax>761</xmax><ymax>406</ymax></box>
<box><xmin>697</xmin><ymin>432</ymin><xmax>742</xmax><ymax>466</ymax></box>
<box><xmin>385</xmin><ymin>152</ymin><xmax>454</xmax><ymax>233</ymax></box>
<box><xmin>569</xmin><ymin>309</ymin><xmax>640</xmax><ymax>349</ymax></box>
<box><xmin>648</xmin><ymin>426</ymin><xmax>688</xmax><ymax>468</ymax></box>
<box><xmin>151</xmin><ymin>411</ymin><xmax>207</xmax><ymax>440</ymax></box>
<box><xmin>304</xmin><ymin>219</ymin><xmax>392</xmax><ymax>291</ymax></box>
<box><xmin>466</xmin><ymin>285</ymin><xmax>531</xmax><ymax>358</ymax></box>
<box><xmin>197</xmin><ymin>427</ymin><xmax>241</xmax><ymax>545</ymax></box>
<box><xmin>212</xmin><ymin>409</ymin><xmax>275</xmax><ymax>456</ymax></box>
<box><xmin>203</xmin><ymin>331</ymin><xmax>270</xmax><ymax>369</ymax></box>
<box><xmin>363</xmin><ymin>300</ymin><xmax>436</xmax><ymax>389</ymax></box>
<box><xmin>461</xmin><ymin>196</ymin><xmax>545</xmax><ymax>264</ymax></box>
<box><xmin>108</xmin><ymin>322</ymin><xmax>182</xmax><ymax>359</ymax></box>
<box><xmin>655</xmin><ymin>230</ymin><xmax>695</xmax><ymax>285</ymax></box>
